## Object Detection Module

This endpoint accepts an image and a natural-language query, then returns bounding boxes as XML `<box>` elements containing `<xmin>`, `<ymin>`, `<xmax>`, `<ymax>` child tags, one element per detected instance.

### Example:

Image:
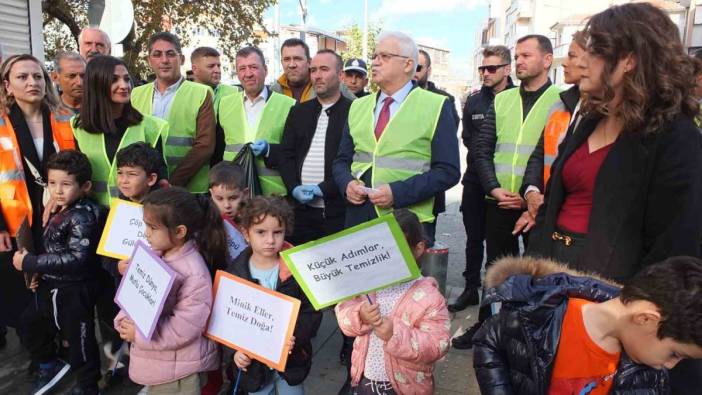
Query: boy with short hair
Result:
<box><xmin>115</xmin><ymin>142</ymin><xmax>167</xmax><ymax>203</ymax></box>
<box><xmin>208</xmin><ymin>162</ymin><xmax>248</xmax><ymax>260</ymax></box>
<box><xmin>12</xmin><ymin>150</ymin><xmax>102</xmax><ymax>395</ymax></box>
<box><xmin>473</xmin><ymin>256</ymin><xmax>702</xmax><ymax>395</ymax></box>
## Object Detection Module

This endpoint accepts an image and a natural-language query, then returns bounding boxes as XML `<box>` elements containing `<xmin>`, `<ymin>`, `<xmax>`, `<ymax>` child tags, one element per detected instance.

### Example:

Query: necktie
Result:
<box><xmin>374</xmin><ymin>97</ymin><xmax>394</xmax><ymax>140</ymax></box>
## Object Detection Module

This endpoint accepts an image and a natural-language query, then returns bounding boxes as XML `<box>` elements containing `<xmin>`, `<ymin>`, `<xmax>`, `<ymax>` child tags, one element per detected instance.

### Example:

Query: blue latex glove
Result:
<box><xmin>251</xmin><ymin>140</ymin><xmax>269</xmax><ymax>157</ymax></box>
<box><xmin>309</xmin><ymin>185</ymin><xmax>323</xmax><ymax>198</ymax></box>
<box><xmin>292</xmin><ymin>185</ymin><xmax>314</xmax><ymax>204</ymax></box>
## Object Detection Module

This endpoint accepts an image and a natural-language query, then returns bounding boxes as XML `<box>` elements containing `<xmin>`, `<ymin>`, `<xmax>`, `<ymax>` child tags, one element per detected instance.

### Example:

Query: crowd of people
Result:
<box><xmin>0</xmin><ymin>2</ymin><xmax>700</xmax><ymax>395</ymax></box>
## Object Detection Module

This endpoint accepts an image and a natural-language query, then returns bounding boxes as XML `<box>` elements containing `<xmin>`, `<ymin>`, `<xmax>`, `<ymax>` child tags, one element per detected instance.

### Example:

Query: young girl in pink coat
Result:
<box><xmin>115</xmin><ymin>187</ymin><xmax>230</xmax><ymax>394</ymax></box>
<box><xmin>335</xmin><ymin>209</ymin><xmax>452</xmax><ymax>395</ymax></box>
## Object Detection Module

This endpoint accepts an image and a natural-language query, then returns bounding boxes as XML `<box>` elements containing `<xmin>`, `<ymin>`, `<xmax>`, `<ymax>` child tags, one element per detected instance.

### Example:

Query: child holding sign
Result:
<box><xmin>114</xmin><ymin>187</ymin><xmax>228</xmax><ymax>393</ymax></box>
<box><xmin>227</xmin><ymin>196</ymin><xmax>322</xmax><ymax>395</ymax></box>
<box><xmin>13</xmin><ymin>151</ymin><xmax>102</xmax><ymax>395</ymax></box>
<box><xmin>335</xmin><ymin>210</ymin><xmax>451</xmax><ymax>395</ymax></box>
<box><xmin>209</xmin><ymin>162</ymin><xmax>248</xmax><ymax>261</ymax></box>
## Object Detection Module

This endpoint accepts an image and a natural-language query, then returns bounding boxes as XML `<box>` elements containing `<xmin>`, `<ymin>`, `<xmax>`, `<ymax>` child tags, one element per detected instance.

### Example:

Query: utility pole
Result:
<box><xmin>298</xmin><ymin>0</ymin><xmax>308</xmax><ymax>42</ymax></box>
<box><xmin>362</xmin><ymin>0</ymin><xmax>368</xmax><ymax>61</ymax></box>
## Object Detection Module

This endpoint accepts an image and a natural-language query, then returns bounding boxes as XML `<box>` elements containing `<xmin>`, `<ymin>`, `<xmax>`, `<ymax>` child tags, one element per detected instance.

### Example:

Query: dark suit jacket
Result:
<box><xmin>527</xmin><ymin>114</ymin><xmax>702</xmax><ymax>281</ymax></box>
<box><xmin>332</xmin><ymin>83</ymin><xmax>461</xmax><ymax>228</ymax></box>
<box><xmin>279</xmin><ymin>96</ymin><xmax>351</xmax><ymax>218</ymax></box>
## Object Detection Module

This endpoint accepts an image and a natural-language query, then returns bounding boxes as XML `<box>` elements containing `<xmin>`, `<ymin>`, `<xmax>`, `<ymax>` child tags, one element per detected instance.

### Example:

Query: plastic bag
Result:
<box><xmin>231</xmin><ymin>143</ymin><xmax>262</xmax><ymax>198</ymax></box>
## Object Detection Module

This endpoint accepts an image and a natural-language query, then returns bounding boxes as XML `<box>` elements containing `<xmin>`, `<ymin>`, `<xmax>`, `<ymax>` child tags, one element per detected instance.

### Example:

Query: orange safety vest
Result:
<box><xmin>542</xmin><ymin>102</ymin><xmax>572</xmax><ymax>185</ymax></box>
<box><xmin>0</xmin><ymin>112</ymin><xmax>75</xmax><ymax>236</ymax></box>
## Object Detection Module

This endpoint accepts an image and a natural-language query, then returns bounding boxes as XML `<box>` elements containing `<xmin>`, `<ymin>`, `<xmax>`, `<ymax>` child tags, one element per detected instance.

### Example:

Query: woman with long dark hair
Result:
<box><xmin>0</xmin><ymin>54</ymin><xmax>76</xmax><ymax>339</ymax></box>
<box><xmin>72</xmin><ymin>55</ymin><xmax>168</xmax><ymax>207</ymax></box>
<box><xmin>528</xmin><ymin>3</ymin><xmax>702</xmax><ymax>280</ymax></box>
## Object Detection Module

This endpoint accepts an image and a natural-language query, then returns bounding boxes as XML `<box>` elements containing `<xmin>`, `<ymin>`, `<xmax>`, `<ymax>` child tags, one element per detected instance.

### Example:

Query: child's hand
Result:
<box><xmin>117</xmin><ymin>259</ymin><xmax>130</xmax><ymax>275</ymax></box>
<box><xmin>234</xmin><ymin>351</ymin><xmax>251</xmax><ymax>371</ymax></box>
<box><xmin>12</xmin><ymin>249</ymin><xmax>28</xmax><ymax>271</ymax></box>
<box><xmin>117</xmin><ymin>318</ymin><xmax>136</xmax><ymax>342</ymax></box>
<box><xmin>359</xmin><ymin>301</ymin><xmax>382</xmax><ymax>326</ymax></box>
<box><xmin>29</xmin><ymin>274</ymin><xmax>40</xmax><ymax>292</ymax></box>
<box><xmin>373</xmin><ymin>317</ymin><xmax>394</xmax><ymax>341</ymax></box>
<box><xmin>286</xmin><ymin>336</ymin><xmax>295</xmax><ymax>354</ymax></box>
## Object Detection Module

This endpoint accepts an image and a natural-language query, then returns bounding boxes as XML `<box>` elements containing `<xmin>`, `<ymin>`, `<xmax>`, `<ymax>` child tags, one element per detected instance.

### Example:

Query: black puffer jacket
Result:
<box><xmin>224</xmin><ymin>245</ymin><xmax>323</xmax><ymax>391</ymax></box>
<box><xmin>473</xmin><ymin>257</ymin><xmax>670</xmax><ymax>395</ymax></box>
<box><xmin>22</xmin><ymin>197</ymin><xmax>101</xmax><ymax>285</ymax></box>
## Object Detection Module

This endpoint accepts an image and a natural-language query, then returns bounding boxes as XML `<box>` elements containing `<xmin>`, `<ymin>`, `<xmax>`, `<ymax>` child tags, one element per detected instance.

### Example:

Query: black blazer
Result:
<box><xmin>279</xmin><ymin>96</ymin><xmax>351</xmax><ymax>218</ymax></box>
<box><xmin>527</xmin><ymin>114</ymin><xmax>702</xmax><ymax>281</ymax></box>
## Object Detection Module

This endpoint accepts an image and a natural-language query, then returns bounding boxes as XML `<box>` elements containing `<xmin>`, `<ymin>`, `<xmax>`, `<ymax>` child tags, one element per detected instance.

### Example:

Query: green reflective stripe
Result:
<box><xmin>544</xmin><ymin>155</ymin><xmax>556</xmax><ymax>166</ymax></box>
<box><xmin>257</xmin><ymin>165</ymin><xmax>280</xmax><ymax>177</ymax></box>
<box><xmin>93</xmin><ymin>181</ymin><xmax>108</xmax><ymax>193</ymax></box>
<box><xmin>225</xmin><ymin>144</ymin><xmax>244</xmax><ymax>153</ymax></box>
<box><xmin>353</xmin><ymin>151</ymin><xmax>373</xmax><ymax>163</ymax></box>
<box><xmin>495</xmin><ymin>163</ymin><xmax>526</xmax><ymax>174</ymax></box>
<box><xmin>167</xmin><ymin>136</ymin><xmax>193</xmax><ymax>146</ymax></box>
<box><xmin>495</xmin><ymin>143</ymin><xmax>536</xmax><ymax>155</ymax></box>
<box><xmin>167</xmin><ymin>156</ymin><xmax>183</xmax><ymax>165</ymax></box>
<box><xmin>0</xmin><ymin>170</ymin><xmax>23</xmax><ymax>182</ymax></box>
<box><xmin>375</xmin><ymin>156</ymin><xmax>430</xmax><ymax>173</ymax></box>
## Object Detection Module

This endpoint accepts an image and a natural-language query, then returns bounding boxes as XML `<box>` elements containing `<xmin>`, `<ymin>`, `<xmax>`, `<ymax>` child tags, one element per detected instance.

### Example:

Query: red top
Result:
<box><xmin>556</xmin><ymin>141</ymin><xmax>613</xmax><ymax>234</ymax></box>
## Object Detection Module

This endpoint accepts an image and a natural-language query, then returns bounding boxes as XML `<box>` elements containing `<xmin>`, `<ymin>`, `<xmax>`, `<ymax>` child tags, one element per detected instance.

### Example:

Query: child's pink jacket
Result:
<box><xmin>335</xmin><ymin>277</ymin><xmax>451</xmax><ymax>395</ymax></box>
<box><xmin>114</xmin><ymin>241</ymin><xmax>220</xmax><ymax>385</ymax></box>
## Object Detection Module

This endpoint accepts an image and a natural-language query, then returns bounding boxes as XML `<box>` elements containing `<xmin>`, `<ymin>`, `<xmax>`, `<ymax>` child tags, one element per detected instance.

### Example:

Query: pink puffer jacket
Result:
<box><xmin>335</xmin><ymin>277</ymin><xmax>451</xmax><ymax>395</ymax></box>
<box><xmin>114</xmin><ymin>241</ymin><xmax>220</xmax><ymax>386</ymax></box>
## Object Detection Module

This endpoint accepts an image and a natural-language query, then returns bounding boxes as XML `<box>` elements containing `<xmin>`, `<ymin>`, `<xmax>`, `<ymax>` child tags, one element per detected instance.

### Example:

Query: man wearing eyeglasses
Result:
<box><xmin>131</xmin><ymin>32</ymin><xmax>215</xmax><ymax>193</ymax></box>
<box><xmin>452</xmin><ymin>35</ymin><xmax>561</xmax><ymax>350</ymax></box>
<box><xmin>333</xmin><ymin>31</ymin><xmax>460</xmax><ymax>231</ymax></box>
<box><xmin>449</xmin><ymin>46</ymin><xmax>514</xmax><ymax>314</ymax></box>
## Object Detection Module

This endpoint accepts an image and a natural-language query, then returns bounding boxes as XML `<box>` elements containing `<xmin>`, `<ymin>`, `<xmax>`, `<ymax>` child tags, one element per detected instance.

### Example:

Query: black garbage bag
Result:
<box><xmin>231</xmin><ymin>143</ymin><xmax>262</xmax><ymax>198</ymax></box>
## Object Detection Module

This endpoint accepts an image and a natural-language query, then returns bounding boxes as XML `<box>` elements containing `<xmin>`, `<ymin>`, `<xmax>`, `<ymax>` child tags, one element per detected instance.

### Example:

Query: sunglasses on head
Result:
<box><xmin>478</xmin><ymin>64</ymin><xmax>509</xmax><ymax>73</ymax></box>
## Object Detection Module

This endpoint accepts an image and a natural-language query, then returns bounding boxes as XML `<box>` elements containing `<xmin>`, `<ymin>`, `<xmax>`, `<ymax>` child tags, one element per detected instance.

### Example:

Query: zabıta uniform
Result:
<box><xmin>492</xmin><ymin>86</ymin><xmax>561</xmax><ymax>195</ymax></box>
<box><xmin>72</xmin><ymin>115</ymin><xmax>168</xmax><ymax>207</ymax></box>
<box><xmin>349</xmin><ymin>89</ymin><xmax>445</xmax><ymax>223</ymax></box>
<box><xmin>131</xmin><ymin>80</ymin><xmax>210</xmax><ymax>193</ymax></box>
<box><xmin>218</xmin><ymin>90</ymin><xmax>295</xmax><ymax>196</ymax></box>
<box><xmin>0</xmin><ymin>112</ymin><xmax>75</xmax><ymax>236</ymax></box>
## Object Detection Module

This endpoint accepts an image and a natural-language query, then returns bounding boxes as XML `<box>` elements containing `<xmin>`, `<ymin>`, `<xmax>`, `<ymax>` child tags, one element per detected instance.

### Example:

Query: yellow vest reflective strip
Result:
<box><xmin>131</xmin><ymin>80</ymin><xmax>210</xmax><ymax>193</ymax></box>
<box><xmin>493</xmin><ymin>85</ymin><xmax>561</xmax><ymax>194</ymax></box>
<box><xmin>72</xmin><ymin>114</ymin><xmax>167</xmax><ymax>206</ymax></box>
<box><xmin>542</xmin><ymin>100</ymin><xmax>571</xmax><ymax>185</ymax></box>
<box><xmin>348</xmin><ymin>88</ymin><xmax>445</xmax><ymax>223</ymax></box>
<box><xmin>219</xmin><ymin>91</ymin><xmax>295</xmax><ymax>196</ymax></box>
<box><xmin>0</xmin><ymin>113</ymin><xmax>75</xmax><ymax>236</ymax></box>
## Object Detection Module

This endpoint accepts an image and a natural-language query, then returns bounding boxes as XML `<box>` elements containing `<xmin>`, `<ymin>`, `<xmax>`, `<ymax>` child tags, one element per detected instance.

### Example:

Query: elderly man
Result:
<box><xmin>131</xmin><ymin>32</ymin><xmax>215</xmax><ymax>193</ymax></box>
<box><xmin>78</xmin><ymin>27</ymin><xmax>111</xmax><ymax>62</ymax></box>
<box><xmin>51</xmin><ymin>51</ymin><xmax>85</xmax><ymax>114</ymax></box>
<box><xmin>217</xmin><ymin>46</ymin><xmax>295</xmax><ymax>195</ymax></box>
<box><xmin>333</xmin><ymin>31</ymin><xmax>460</xmax><ymax>231</ymax></box>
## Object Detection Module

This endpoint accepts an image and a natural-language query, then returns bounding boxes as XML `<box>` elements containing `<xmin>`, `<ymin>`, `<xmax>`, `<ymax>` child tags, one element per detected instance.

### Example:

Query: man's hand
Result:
<box><xmin>359</xmin><ymin>301</ymin><xmax>382</xmax><ymax>326</ymax></box>
<box><xmin>368</xmin><ymin>184</ymin><xmax>393</xmax><ymax>209</ymax></box>
<box><xmin>117</xmin><ymin>259</ymin><xmax>130</xmax><ymax>275</ymax></box>
<box><xmin>491</xmin><ymin>188</ymin><xmax>524</xmax><ymax>210</ymax></box>
<box><xmin>373</xmin><ymin>317</ymin><xmax>394</xmax><ymax>341</ymax></box>
<box><xmin>116</xmin><ymin>318</ymin><xmax>136</xmax><ymax>342</ymax></box>
<box><xmin>512</xmin><ymin>211</ymin><xmax>536</xmax><ymax>235</ymax></box>
<box><xmin>234</xmin><ymin>351</ymin><xmax>252</xmax><ymax>371</ymax></box>
<box><xmin>250</xmin><ymin>140</ymin><xmax>269</xmax><ymax>157</ymax></box>
<box><xmin>346</xmin><ymin>180</ymin><xmax>368</xmax><ymax>205</ymax></box>
<box><xmin>12</xmin><ymin>248</ymin><xmax>28</xmax><ymax>271</ymax></box>
<box><xmin>0</xmin><ymin>231</ymin><xmax>11</xmax><ymax>252</ymax></box>
<box><xmin>525</xmin><ymin>190</ymin><xmax>544</xmax><ymax>217</ymax></box>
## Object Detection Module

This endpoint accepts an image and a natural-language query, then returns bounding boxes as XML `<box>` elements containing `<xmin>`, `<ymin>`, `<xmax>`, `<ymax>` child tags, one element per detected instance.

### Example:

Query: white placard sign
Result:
<box><xmin>280</xmin><ymin>215</ymin><xmax>420</xmax><ymax>310</ymax></box>
<box><xmin>115</xmin><ymin>241</ymin><xmax>176</xmax><ymax>340</ymax></box>
<box><xmin>98</xmin><ymin>198</ymin><xmax>147</xmax><ymax>260</ymax></box>
<box><xmin>206</xmin><ymin>271</ymin><xmax>300</xmax><ymax>371</ymax></box>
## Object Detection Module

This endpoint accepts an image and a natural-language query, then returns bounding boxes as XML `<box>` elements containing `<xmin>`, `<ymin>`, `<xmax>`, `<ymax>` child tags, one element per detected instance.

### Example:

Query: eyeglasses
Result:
<box><xmin>371</xmin><ymin>52</ymin><xmax>409</xmax><ymax>62</ymax></box>
<box><xmin>478</xmin><ymin>64</ymin><xmax>509</xmax><ymax>73</ymax></box>
<box><xmin>416</xmin><ymin>65</ymin><xmax>424</xmax><ymax>72</ymax></box>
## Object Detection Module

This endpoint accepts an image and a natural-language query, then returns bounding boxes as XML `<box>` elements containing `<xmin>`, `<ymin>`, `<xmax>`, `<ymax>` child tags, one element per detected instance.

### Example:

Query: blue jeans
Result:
<box><xmin>248</xmin><ymin>372</ymin><xmax>304</xmax><ymax>395</ymax></box>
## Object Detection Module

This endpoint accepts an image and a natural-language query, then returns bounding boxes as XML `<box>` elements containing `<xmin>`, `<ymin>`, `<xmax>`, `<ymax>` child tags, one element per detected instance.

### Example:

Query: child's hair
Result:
<box><xmin>46</xmin><ymin>150</ymin><xmax>92</xmax><ymax>185</ymax></box>
<box><xmin>143</xmin><ymin>187</ymin><xmax>230</xmax><ymax>275</ymax></box>
<box><xmin>394</xmin><ymin>209</ymin><xmax>427</xmax><ymax>248</ymax></box>
<box><xmin>239</xmin><ymin>196</ymin><xmax>294</xmax><ymax>235</ymax></box>
<box><xmin>620</xmin><ymin>256</ymin><xmax>702</xmax><ymax>346</ymax></box>
<box><xmin>116</xmin><ymin>142</ymin><xmax>168</xmax><ymax>181</ymax></box>
<box><xmin>209</xmin><ymin>162</ymin><xmax>245</xmax><ymax>190</ymax></box>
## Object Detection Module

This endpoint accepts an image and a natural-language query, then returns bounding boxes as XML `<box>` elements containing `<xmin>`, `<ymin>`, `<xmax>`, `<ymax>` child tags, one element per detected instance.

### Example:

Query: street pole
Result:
<box><xmin>362</xmin><ymin>0</ymin><xmax>368</xmax><ymax>61</ymax></box>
